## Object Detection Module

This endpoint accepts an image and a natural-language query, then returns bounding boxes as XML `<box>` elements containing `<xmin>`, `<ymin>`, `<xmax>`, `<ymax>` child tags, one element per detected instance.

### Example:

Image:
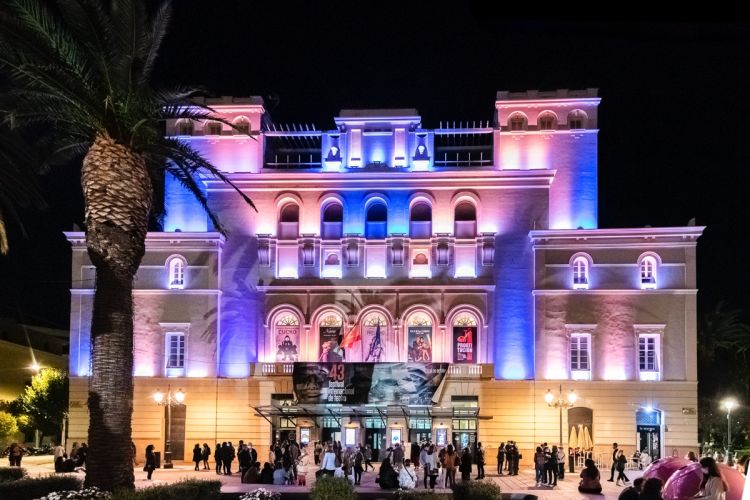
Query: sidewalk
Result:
<box><xmin>22</xmin><ymin>456</ymin><xmax>642</xmax><ymax>499</ymax></box>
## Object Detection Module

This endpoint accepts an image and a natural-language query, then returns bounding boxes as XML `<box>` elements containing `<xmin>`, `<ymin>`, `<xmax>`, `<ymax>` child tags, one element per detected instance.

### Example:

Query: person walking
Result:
<box><xmin>364</xmin><ymin>444</ymin><xmax>374</xmax><ymax>471</ymax></box>
<box><xmin>475</xmin><ymin>442</ymin><xmax>485</xmax><ymax>479</ymax></box>
<box><xmin>496</xmin><ymin>442</ymin><xmax>505</xmax><ymax>476</ymax></box>
<box><xmin>353</xmin><ymin>446</ymin><xmax>365</xmax><ymax>485</ymax></box>
<box><xmin>608</xmin><ymin>442</ymin><xmax>620</xmax><ymax>482</ymax></box>
<box><xmin>202</xmin><ymin>443</ymin><xmax>211</xmax><ymax>470</ymax></box>
<box><xmin>145</xmin><ymin>444</ymin><xmax>156</xmax><ymax>480</ymax></box>
<box><xmin>215</xmin><ymin>442</ymin><xmax>224</xmax><ymax>474</ymax></box>
<box><xmin>192</xmin><ymin>443</ymin><xmax>202</xmax><ymax>471</ymax></box>
<box><xmin>615</xmin><ymin>450</ymin><xmax>629</xmax><ymax>486</ymax></box>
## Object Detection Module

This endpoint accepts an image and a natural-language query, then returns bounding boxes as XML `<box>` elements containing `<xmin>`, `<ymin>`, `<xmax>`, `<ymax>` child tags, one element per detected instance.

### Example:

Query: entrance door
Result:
<box><xmin>637</xmin><ymin>425</ymin><xmax>661</xmax><ymax>460</ymax></box>
<box><xmin>322</xmin><ymin>428</ymin><xmax>340</xmax><ymax>444</ymax></box>
<box><xmin>279</xmin><ymin>429</ymin><xmax>296</xmax><ymax>444</ymax></box>
<box><xmin>365</xmin><ymin>429</ymin><xmax>382</xmax><ymax>460</ymax></box>
<box><xmin>410</xmin><ymin>430</ymin><xmax>432</xmax><ymax>445</ymax></box>
<box><xmin>452</xmin><ymin>432</ymin><xmax>476</xmax><ymax>452</ymax></box>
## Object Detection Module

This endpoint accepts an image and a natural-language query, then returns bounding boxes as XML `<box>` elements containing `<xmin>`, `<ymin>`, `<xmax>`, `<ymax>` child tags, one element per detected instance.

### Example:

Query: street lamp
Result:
<box><xmin>544</xmin><ymin>384</ymin><xmax>578</xmax><ymax>449</ymax></box>
<box><xmin>721</xmin><ymin>398</ymin><xmax>738</xmax><ymax>466</ymax></box>
<box><xmin>153</xmin><ymin>386</ymin><xmax>185</xmax><ymax>469</ymax></box>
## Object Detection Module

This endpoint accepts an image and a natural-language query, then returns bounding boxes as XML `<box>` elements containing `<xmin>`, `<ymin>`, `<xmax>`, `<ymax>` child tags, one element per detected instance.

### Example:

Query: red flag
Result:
<box><xmin>340</xmin><ymin>322</ymin><xmax>361</xmax><ymax>349</ymax></box>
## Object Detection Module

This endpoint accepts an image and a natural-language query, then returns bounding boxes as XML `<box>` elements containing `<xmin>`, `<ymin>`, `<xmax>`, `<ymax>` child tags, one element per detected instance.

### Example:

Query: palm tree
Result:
<box><xmin>0</xmin><ymin>0</ymin><xmax>255</xmax><ymax>490</ymax></box>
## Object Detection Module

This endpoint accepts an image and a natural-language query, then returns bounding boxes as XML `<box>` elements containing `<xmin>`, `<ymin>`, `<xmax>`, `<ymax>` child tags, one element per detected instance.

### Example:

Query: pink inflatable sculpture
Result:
<box><xmin>662</xmin><ymin>461</ymin><xmax>746</xmax><ymax>500</ymax></box>
<box><xmin>643</xmin><ymin>456</ymin><xmax>690</xmax><ymax>484</ymax></box>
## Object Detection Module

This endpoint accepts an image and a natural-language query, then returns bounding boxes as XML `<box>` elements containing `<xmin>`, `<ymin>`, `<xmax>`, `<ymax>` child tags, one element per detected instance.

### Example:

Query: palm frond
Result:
<box><xmin>137</xmin><ymin>0</ymin><xmax>171</xmax><ymax>86</ymax></box>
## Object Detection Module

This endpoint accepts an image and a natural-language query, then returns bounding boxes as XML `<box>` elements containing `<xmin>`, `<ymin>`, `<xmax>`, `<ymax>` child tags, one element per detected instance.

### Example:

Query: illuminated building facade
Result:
<box><xmin>66</xmin><ymin>89</ymin><xmax>702</xmax><ymax>463</ymax></box>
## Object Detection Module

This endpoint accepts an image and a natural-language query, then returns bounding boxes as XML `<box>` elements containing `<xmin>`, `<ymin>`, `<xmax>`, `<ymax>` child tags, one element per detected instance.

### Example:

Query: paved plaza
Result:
<box><xmin>19</xmin><ymin>455</ymin><xmax>644</xmax><ymax>499</ymax></box>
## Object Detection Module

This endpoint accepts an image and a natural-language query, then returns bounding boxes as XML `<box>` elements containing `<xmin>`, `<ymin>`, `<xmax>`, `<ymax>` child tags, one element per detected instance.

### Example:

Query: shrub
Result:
<box><xmin>36</xmin><ymin>486</ymin><xmax>112</xmax><ymax>499</ymax></box>
<box><xmin>0</xmin><ymin>475</ymin><xmax>82</xmax><ymax>500</ymax></box>
<box><xmin>394</xmin><ymin>489</ymin><xmax>453</xmax><ymax>500</ymax></box>
<box><xmin>111</xmin><ymin>479</ymin><xmax>221</xmax><ymax>500</ymax></box>
<box><xmin>239</xmin><ymin>488</ymin><xmax>281</xmax><ymax>500</ymax></box>
<box><xmin>310</xmin><ymin>476</ymin><xmax>356</xmax><ymax>500</ymax></box>
<box><xmin>451</xmin><ymin>480</ymin><xmax>502</xmax><ymax>500</ymax></box>
<box><xmin>0</xmin><ymin>466</ymin><xmax>26</xmax><ymax>482</ymax></box>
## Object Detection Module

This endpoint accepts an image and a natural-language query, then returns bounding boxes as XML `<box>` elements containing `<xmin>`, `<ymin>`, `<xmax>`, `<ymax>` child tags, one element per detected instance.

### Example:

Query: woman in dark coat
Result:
<box><xmin>192</xmin><ymin>443</ymin><xmax>202</xmax><ymax>471</ymax></box>
<box><xmin>378</xmin><ymin>457</ymin><xmax>399</xmax><ymax>489</ymax></box>
<box><xmin>459</xmin><ymin>447</ymin><xmax>473</xmax><ymax>482</ymax></box>
<box><xmin>145</xmin><ymin>444</ymin><xmax>156</xmax><ymax>480</ymax></box>
<box><xmin>214</xmin><ymin>443</ymin><xmax>223</xmax><ymax>474</ymax></box>
<box><xmin>202</xmin><ymin>443</ymin><xmax>211</xmax><ymax>470</ymax></box>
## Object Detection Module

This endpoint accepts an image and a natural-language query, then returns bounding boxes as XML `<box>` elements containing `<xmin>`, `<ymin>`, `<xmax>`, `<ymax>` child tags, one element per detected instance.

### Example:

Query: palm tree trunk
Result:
<box><xmin>82</xmin><ymin>134</ymin><xmax>152</xmax><ymax>490</ymax></box>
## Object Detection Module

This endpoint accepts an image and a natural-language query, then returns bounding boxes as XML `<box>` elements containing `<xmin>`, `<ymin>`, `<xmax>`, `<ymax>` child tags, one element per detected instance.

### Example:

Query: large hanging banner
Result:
<box><xmin>452</xmin><ymin>326</ymin><xmax>477</xmax><ymax>363</ymax></box>
<box><xmin>293</xmin><ymin>362</ymin><xmax>449</xmax><ymax>405</ymax></box>
<box><xmin>275</xmin><ymin>326</ymin><xmax>300</xmax><ymax>362</ymax></box>
<box><xmin>407</xmin><ymin>326</ymin><xmax>432</xmax><ymax>362</ymax></box>
<box><xmin>319</xmin><ymin>326</ymin><xmax>344</xmax><ymax>362</ymax></box>
<box><xmin>363</xmin><ymin>324</ymin><xmax>385</xmax><ymax>362</ymax></box>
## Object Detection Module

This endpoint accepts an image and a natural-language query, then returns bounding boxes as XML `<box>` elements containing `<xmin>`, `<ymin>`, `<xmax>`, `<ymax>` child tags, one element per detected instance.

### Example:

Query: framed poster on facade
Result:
<box><xmin>363</xmin><ymin>324</ymin><xmax>386</xmax><ymax>362</ymax></box>
<box><xmin>275</xmin><ymin>325</ymin><xmax>300</xmax><ymax>362</ymax></box>
<box><xmin>300</xmin><ymin>427</ymin><xmax>311</xmax><ymax>445</ymax></box>
<box><xmin>345</xmin><ymin>428</ymin><xmax>357</xmax><ymax>447</ymax></box>
<box><xmin>436</xmin><ymin>428</ymin><xmax>447</xmax><ymax>447</ymax></box>
<box><xmin>391</xmin><ymin>428</ymin><xmax>401</xmax><ymax>445</ymax></box>
<box><xmin>453</xmin><ymin>326</ymin><xmax>477</xmax><ymax>363</ymax></box>
<box><xmin>407</xmin><ymin>326</ymin><xmax>432</xmax><ymax>362</ymax></box>
<box><xmin>319</xmin><ymin>326</ymin><xmax>344</xmax><ymax>362</ymax></box>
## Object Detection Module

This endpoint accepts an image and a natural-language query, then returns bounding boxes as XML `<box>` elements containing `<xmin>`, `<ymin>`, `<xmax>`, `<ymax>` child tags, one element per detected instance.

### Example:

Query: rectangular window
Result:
<box><xmin>321</xmin><ymin>416</ymin><xmax>340</xmax><ymax>428</ymax></box>
<box><xmin>638</xmin><ymin>334</ymin><xmax>660</xmax><ymax>380</ymax></box>
<box><xmin>570</xmin><ymin>334</ymin><xmax>591</xmax><ymax>377</ymax></box>
<box><xmin>166</xmin><ymin>333</ymin><xmax>185</xmax><ymax>369</ymax></box>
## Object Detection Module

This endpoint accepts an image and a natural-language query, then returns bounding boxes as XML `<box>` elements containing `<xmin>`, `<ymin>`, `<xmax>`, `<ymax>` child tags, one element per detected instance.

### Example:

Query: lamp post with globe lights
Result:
<box><xmin>545</xmin><ymin>384</ymin><xmax>578</xmax><ymax>450</ymax></box>
<box><xmin>153</xmin><ymin>386</ymin><xmax>185</xmax><ymax>469</ymax></box>
<box><xmin>721</xmin><ymin>398</ymin><xmax>738</xmax><ymax>465</ymax></box>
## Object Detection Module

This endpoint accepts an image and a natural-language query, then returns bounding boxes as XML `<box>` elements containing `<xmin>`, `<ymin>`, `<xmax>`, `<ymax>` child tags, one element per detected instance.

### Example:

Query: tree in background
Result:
<box><xmin>0</xmin><ymin>411</ymin><xmax>18</xmax><ymax>445</ymax></box>
<box><xmin>21</xmin><ymin>368</ymin><xmax>68</xmax><ymax>440</ymax></box>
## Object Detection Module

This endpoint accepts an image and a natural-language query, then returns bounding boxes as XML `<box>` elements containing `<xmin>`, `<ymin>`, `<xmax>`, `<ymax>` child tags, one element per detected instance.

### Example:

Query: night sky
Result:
<box><xmin>2</xmin><ymin>6</ymin><xmax>750</xmax><ymax>328</ymax></box>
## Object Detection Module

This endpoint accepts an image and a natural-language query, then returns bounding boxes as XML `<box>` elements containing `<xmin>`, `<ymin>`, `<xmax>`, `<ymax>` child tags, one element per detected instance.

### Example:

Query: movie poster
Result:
<box><xmin>407</xmin><ymin>326</ymin><xmax>432</xmax><ymax>362</ymax></box>
<box><xmin>363</xmin><ymin>324</ymin><xmax>385</xmax><ymax>362</ymax></box>
<box><xmin>453</xmin><ymin>326</ymin><xmax>477</xmax><ymax>363</ymax></box>
<box><xmin>275</xmin><ymin>325</ymin><xmax>299</xmax><ymax>362</ymax></box>
<box><xmin>292</xmin><ymin>362</ymin><xmax>449</xmax><ymax>405</ymax></box>
<box><xmin>319</xmin><ymin>326</ymin><xmax>344</xmax><ymax>362</ymax></box>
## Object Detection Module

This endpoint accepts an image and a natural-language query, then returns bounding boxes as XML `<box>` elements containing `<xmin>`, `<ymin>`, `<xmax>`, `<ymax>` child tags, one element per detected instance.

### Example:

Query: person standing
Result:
<box><xmin>320</xmin><ymin>444</ymin><xmax>337</xmax><ymax>477</ymax></box>
<box><xmin>460</xmin><ymin>447</ymin><xmax>473</xmax><ymax>482</ymax></box>
<box><xmin>7</xmin><ymin>443</ymin><xmax>24</xmax><ymax>467</ymax></box>
<box><xmin>238</xmin><ymin>443</ymin><xmax>251</xmax><ymax>478</ymax></box>
<box><xmin>393</xmin><ymin>442</ymin><xmax>404</xmax><ymax>467</ymax></box>
<box><xmin>192</xmin><ymin>443</ymin><xmax>202</xmax><ymax>471</ymax></box>
<box><xmin>225</xmin><ymin>441</ymin><xmax>236</xmax><ymax>475</ymax></box>
<box><xmin>202</xmin><ymin>443</ymin><xmax>211</xmax><ymax>470</ymax></box>
<box><xmin>353</xmin><ymin>446</ymin><xmax>365</xmax><ymax>486</ymax></box>
<box><xmin>314</xmin><ymin>441</ymin><xmax>321</xmax><ymax>466</ymax></box>
<box><xmin>496</xmin><ymin>442</ymin><xmax>505</xmax><ymax>475</ymax></box>
<box><xmin>556</xmin><ymin>445</ymin><xmax>565</xmax><ymax>479</ymax></box>
<box><xmin>289</xmin><ymin>439</ymin><xmax>300</xmax><ymax>480</ymax></box>
<box><xmin>509</xmin><ymin>441</ymin><xmax>519</xmax><ymax>475</ymax></box>
<box><xmin>145</xmin><ymin>444</ymin><xmax>156</xmax><ymax>480</ymax></box>
<box><xmin>547</xmin><ymin>445</ymin><xmax>559</xmax><ymax>486</ymax></box>
<box><xmin>443</xmin><ymin>444</ymin><xmax>458</xmax><ymax>488</ymax></box>
<box><xmin>410</xmin><ymin>441</ymin><xmax>420</xmax><ymax>470</ymax></box>
<box><xmin>475</xmin><ymin>442</ymin><xmax>485</xmax><ymax>479</ymax></box>
<box><xmin>608</xmin><ymin>442</ymin><xmax>620</xmax><ymax>481</ymax></box>
<box><xmin>215</xmin><ymin>442</ymin><xmax>224</xmax><ymax>474</ymax></box>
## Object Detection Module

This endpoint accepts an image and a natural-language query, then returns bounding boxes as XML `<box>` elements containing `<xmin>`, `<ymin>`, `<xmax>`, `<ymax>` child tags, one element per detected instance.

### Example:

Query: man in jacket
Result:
<box><xmin>607</xmin><ymin>442</ymin><xmax>619</xmax><ymax>481</ymax></box>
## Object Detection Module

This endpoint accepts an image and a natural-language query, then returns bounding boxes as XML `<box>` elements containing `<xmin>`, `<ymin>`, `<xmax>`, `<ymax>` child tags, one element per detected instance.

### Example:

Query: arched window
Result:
<box><xmin>176</xmin><ymin>119</ymin><xmax>193</xmax><ymax>136</ymax></box>
<box><xmin>362</xmin><ymin>311</ymin><xmax>388</xmax><ymax>362</ymax></box>
<box><xmin>508</xmin><ymin>112</ymin><xmax>528</xmax><ymax>131</ymax></box>
<box><xmin>167</xmin><ymin>256</ymin><xmax>187</xmax><ymax>289</ymax></box>
<box><xmin>406</xmin><ymin>311</ymin><xmax>433</xmax><ymax>362</ymax></box>
<box><xmin>639</xmin><ymin>255</ymin><xmax>658</xmax><ymax>289</ymax></box>
<box><xmin>452</xmin><ymin>312</ymin><xmax>478</xmax><ymax>364</ymax></box>
<box><xmin>572</xmin><ymin>256</ymin><xmax>589</xmax><ymax>289</ymax></box>
<box><xmin>538</xmin><ymin>112</ymin><xmax>557</xmax><ymax>131</ymax></box>
<box><xmin>233</xmin><ymin>116</ymin><xmax>250</xmax><ymax>135</ymax></box>
<box><xmin>274</xmin><ymin>312</ymin><xmax>300</xmax><ymax>362</ymax></box>
<box><xmin>321</xmin><ymin>202</ymin><xmax>343</xmax><ymax>240</ymax></box>
<box><xmin>409</xmin><ymin>202</ymin><xmax>432</xmax><ymax>239</ymax></box>
<box><xmin>278</xmin><ymin>203</ymin><xmax>300</xmax><ymax>240</ymax></box>
<box><xmin>365</xmin><ymin>201</ymin><xmax>388</xmax><ymax>239</ymax></box>
<box><xmin>318</xmin><ymin>312</ymin><xmax>345</xmax><ymax>362</ymax></box>
<box><xmin>204</xmin><ymin>121</ymin><xmax>222</xmax><ymax>136</ymax></box>
<box><xmin>454</xmin><ymin>201</ymin><xmax>477</xmax><ymax>238</ymax></box>
<box><xmin>568</xmin><ymin>110</ymin><xmax>587</xmax><ymax>130</ymax></box>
